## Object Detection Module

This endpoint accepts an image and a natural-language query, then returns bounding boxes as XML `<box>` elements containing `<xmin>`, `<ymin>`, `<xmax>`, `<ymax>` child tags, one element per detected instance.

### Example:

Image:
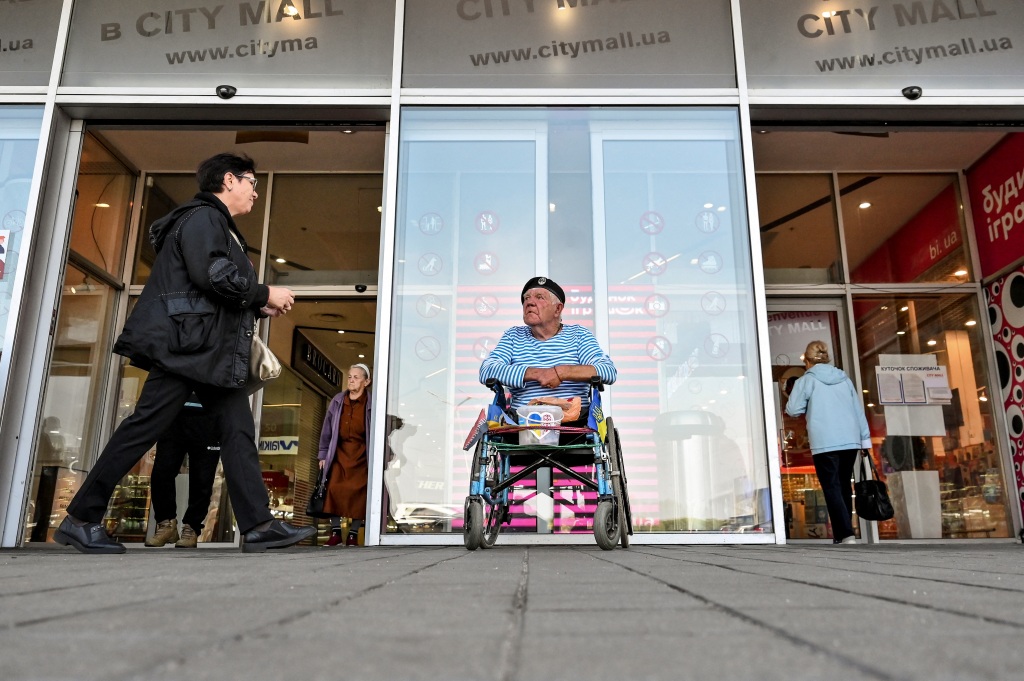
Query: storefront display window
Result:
<box><xmin>387</xmin><ymin>107</ymin><xmax>770</xmax><ymax>536</ymax></box>
<box><xmin>756</xmin><ymin>173</ymin><xmax>842</xmax><ymax>285</ymax></box>
<box><xmin>843</xmin><ymin>174</ymin><xmax>970</xmax><ymax>285</ymax></box>
<box><xmin>855</xmin><ymin>293</ymin><xmax>1010</xmax><ymax>539</ymax></box>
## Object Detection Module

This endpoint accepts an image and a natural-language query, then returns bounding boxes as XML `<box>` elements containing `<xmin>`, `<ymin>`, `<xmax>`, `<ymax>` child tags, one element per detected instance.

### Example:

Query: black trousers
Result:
<box><xmin>150</xmin><ymin>407</ymin><xmax>221</xmax><ymax>532</ymax></box>
<box><xmin>813</xmin><ymin>449</ymin><xmax>858</xmax><ymax>542</ymax></box>
<box><xmin>68</xmin><ymin>368</ymin><xmax>272</xmax><ymax>534</ymax></box>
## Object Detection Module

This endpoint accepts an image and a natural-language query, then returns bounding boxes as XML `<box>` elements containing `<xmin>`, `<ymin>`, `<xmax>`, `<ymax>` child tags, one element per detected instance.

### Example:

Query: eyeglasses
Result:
<box><xmin>233</xmin><ymin>174</ymin><xmax>258</xmax><ymax>189</ymax></box>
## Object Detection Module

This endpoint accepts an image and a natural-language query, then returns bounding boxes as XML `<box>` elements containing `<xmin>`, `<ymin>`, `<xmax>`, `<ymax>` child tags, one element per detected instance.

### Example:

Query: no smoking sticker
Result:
<box><xmin>415</xmin><ymin>336</ymin><xmax>441</xmax><ymax>361</ymax></box>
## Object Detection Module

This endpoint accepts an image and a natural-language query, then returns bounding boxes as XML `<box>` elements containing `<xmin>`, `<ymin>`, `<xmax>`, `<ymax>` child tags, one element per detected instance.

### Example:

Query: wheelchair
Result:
<box><xmin>462</xmin><ymin>377</ymin><xmax>632</xmax><ymax>551</ymax></box>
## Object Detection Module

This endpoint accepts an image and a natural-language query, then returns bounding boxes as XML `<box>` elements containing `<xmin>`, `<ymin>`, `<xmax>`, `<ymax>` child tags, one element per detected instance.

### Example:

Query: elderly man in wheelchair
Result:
<box><xmin>464</xmin><ymin>276</ymin><xmax>631</xmax><ymax>550</ymax></box>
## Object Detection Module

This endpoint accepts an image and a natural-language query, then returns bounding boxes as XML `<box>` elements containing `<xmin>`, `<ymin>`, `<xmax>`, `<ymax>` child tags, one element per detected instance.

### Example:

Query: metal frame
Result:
<box><xmin>1</xmin><ymin>0</ymin><xmax>1022</xmax><ymax>545</ymax></box>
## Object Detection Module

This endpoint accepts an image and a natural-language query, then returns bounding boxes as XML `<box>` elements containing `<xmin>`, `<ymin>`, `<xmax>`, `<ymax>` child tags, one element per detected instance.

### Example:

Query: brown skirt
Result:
<box><xmin>323</xmin><ymin>453</ymin><xmax>368</xmax><ymax>520</ymax></box>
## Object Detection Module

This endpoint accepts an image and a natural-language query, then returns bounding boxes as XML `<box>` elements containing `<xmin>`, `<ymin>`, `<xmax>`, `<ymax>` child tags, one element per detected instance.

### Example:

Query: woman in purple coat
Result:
<box><xmin>318</xmin><ymin>364</ymin><xmax>372</xmax><ymax>546</ymax></box>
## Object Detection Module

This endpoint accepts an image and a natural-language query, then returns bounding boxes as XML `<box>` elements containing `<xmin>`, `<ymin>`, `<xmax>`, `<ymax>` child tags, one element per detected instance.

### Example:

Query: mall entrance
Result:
<box><xmin>756</xmin><ymin>127</ymin><xmax>1017</xmax><ymax>541</ymax></box>
<box><xmin>22</xmin><ymin>123</ymin><xmax>385</xmax><ymax>547</ymax></box>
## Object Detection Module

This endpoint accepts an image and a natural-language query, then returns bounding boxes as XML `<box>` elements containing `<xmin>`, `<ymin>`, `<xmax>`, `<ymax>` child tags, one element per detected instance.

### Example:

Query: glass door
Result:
<box><xmin>766</xmin><ymin>299</ymin><xmax>858</xmax><ymax>541</ymax></box>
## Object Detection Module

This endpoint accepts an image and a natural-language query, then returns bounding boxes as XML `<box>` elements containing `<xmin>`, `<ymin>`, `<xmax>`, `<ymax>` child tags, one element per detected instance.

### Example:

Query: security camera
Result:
<box><xmin>216</xmin><ymin>84</ymin><xmax>237</xmax><ymax>100</ymax></box>
<box><xmin>355</xmin><ymin>284</ymin><xmax>368</xmax><ymax>293</ymax></box>
<box><xmin>901</xmin><ymin>85</ymin><xmax>922</xmax><ymax>101</ymax></box>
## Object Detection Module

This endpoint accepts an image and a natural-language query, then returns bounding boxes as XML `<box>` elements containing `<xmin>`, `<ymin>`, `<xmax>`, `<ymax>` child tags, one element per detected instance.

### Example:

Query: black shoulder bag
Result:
<box><xmin>855</xmin><ymin>451</ymin><xmax>895</xmax><ymax>521</ymax></box>
<box><xmin>305</xmin><ymin>471</ymin><xmax>330</xmax><ymax>519</ymax></box>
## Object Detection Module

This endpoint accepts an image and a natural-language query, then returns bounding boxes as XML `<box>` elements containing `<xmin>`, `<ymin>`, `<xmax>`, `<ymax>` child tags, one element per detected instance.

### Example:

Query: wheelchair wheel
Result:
<box><xmin>606</xmin><ymin>419</ymin><xmax>631</xmax><ymax>549</ymax></box>
<box><xmin>594</xmin><ymin>500</ymin><xmax>619</xmax><ymax>551</ymax></box>
<box><xmin>464</xmin><ymin>499</ymin><xmax>484</xmax><ymax>551</ymax></box>
<box><xmin>481</xmin><ymin>501</ymin><xmax>503</xmax><ymax>548</ymax></box>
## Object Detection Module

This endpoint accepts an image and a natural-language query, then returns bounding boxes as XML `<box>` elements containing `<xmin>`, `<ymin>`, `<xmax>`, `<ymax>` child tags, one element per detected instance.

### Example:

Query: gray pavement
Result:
<box><xmin>2</xmin><ymin>541</ymin><xmax>1024</xmax><ymax>681</ymax></box>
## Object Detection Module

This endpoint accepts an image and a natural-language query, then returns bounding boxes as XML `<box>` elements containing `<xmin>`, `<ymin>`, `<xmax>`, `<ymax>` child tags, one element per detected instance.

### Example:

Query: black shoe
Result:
<box><xmin>53</xmin><ymin>517</ymin><xmax>126</xmax><ymax>555</ymax></box>
<box><xmin>241</xmin><ymin>520</ymin><xmax>316</xmax><ymax>553</ymax></box>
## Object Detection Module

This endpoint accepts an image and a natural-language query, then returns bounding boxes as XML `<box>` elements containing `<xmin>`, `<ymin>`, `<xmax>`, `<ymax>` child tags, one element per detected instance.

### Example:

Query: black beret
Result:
<box><xmin>521</xmin><ymin>276</ymin><xmax>565</xmax><ymax>304</ymax></box>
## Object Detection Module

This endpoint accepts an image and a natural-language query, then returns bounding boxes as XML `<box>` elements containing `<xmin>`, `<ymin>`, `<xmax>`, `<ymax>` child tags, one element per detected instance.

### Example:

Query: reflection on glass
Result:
<box><xmin>843</xmin><ymin>174</ymin><xmax>971</xmax><ymax>284</ymax></box>
<box><xmin>26</xmin><ymin>265</ymin><xmax>117</xmax><ymax>542</ymax></box>
<box><xmin>133</xmin><ymin>173</ymin><xmax>267</xmax><ymax>285</ymax></box>
<box><xmin>266</xmin><ymin>174</ymin><xmax>382</xmax><ymax>287</ymax></box>
<box><xmin>756</xmin><ymin>174</ymin><xmax>841</xmax><ymax>285</ymax></box>
<box><xmin>71</xmin><ymin>134</ymin><xmax>135</xmax><ymax>278</ymax></box>
<box><xmin>387</xmin><ymin>107</ymin><xmax>770</xmax><ymax>535</ymax></box>
<box><xmin>0</xmin><ymin>106</ymin><xmax>44</xmax><ymax>375</ymax></box>
<box><xmin>855</xmin><ymin>294</ymin><xmax>1010</xmax><ymax>539</ymax></box>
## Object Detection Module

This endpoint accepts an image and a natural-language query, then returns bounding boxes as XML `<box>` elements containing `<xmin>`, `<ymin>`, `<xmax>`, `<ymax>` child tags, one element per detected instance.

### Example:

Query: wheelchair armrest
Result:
<box><xmin>589</xmin><ymin>376</ymin><xmax>604</xmax><ymax>392</ymax></box>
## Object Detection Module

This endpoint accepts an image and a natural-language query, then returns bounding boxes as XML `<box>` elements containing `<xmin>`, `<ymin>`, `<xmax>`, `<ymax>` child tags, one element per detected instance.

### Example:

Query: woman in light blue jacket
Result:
<box><xmin>785</xmin><ymin>340</ymin><xmax>871</xmax><ymax>544</ymax></box>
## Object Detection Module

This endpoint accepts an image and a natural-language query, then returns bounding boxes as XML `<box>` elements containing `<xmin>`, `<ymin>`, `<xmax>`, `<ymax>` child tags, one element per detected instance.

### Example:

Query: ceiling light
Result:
<box><xmin>704</xmin><ymin>203</ymin><xmax>714</xmax><ymax>209</ymax></box>
<box><xmin>275</xmin><ymin>258</ymin><xmax>286</xmax><ymax>264</ymax></box>
<box><xmin>549</xmin><ymin>203</ymin><xmax>557</xmax><ymax>213</ymax></box>
<box><xmin>867</xmin><ymin>402</ymin><xmax>875</xmax><ymax>407</ymax></box>
<box><xmin>282</xmin><ymin>1</ymin><xmax>299</xmax><ymax>16</ymax></box>
<box><xmin>954</xmin><ymin>269</ymin><xmax>967</xmax><ymax>276</ymax></box>
<box><xmin>717</xmin><ymin>206</ymin><xmax>727</xmax><ymax>212</ymax></box>
<box><xmin>979</xmin><ymin>395</ymin><xmax>988</xmax><ymax>402</ymax></box>
<box><xmin>358</xmin><ymin>354</ymin><xmax>365</xmax><ymax>358</ymax></box>
<box><xmin>863</xmin><ymin>389</ymin><xmax>868</xmax><ymax>393</ymax></box>
<box><xmin>965</xmin><ymin>320</ymin><xmax>977</xmax><ymax>327</ymax></box>
<box><xmin>859</xmin><ymin>202</ymin><xmax>871</xmax><ymax>209</ymax></box>
<box><xmin>896</xmin><ymin>330</ymin><xmax>906</xmax><ymax>335</ymax></box>
<box><xmin>337</xmin><ymin>330</ymin><xmax>346</xmax><ymax>334</ymax></box>
<box><xmin>342</xmin><ymin>129</ymin><xmax>354</xmax><ymax>134</ymax></box>
<box><xmin>95</xmin><ymin>203</ymin><xmax>110</xmax><ymax>208</ymax></box>
<box><xmin>927</xmin><ymin>339</ymin><xmax>937</xmax><ymax>346</ymax></box>
<box><xmin>881</xmin><ymin>306</ymin><xmax>888</xmax><ymax>310</ymax></box>
<box><xmin>377</xmin><ymin>206</ymin><xmax>383</xmax><ymax>213</ymax></box>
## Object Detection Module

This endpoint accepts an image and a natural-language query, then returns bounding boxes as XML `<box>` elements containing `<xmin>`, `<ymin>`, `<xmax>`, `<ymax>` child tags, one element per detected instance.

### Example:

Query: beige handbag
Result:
<box><xmin>248</xmin><ymin>327</ymin><xmax>282</xmax><ymax>394</ymax></box>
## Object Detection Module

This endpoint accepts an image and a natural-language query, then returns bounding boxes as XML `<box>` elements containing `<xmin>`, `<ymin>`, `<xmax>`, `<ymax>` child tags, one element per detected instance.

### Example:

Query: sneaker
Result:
<box><xmin>144</xmin><ymin>519</ymin><xmax>179</xmax><ymax>547</ymax></box>
<box><xmin>175</xmin><ymin>524</ymin><xmax>198</xmax><ymax>549</ymax></box>
<box><xmin>840</xmin><ymin>536</ymin><xmax>858</xmax><ymax>545</ymax></box>
<box><xmin>346</xmin><ymin>532</ymin><xmax>359</xmax><ymax>547</ymax></box>
<box><xmin>324</xmin><ymin>532</ymin><xmax>344</xmax><ymax>547</ymax></box>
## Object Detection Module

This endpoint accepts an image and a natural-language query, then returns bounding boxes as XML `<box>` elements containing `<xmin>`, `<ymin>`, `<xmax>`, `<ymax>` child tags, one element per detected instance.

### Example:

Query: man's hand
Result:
<box><xmin>266</xmin><ymin>286</ymin><xmax>294</xmax><ymax>313</ymax></box>
<box><xmin>526</xmin><ymin>367</ymin><xmax>561</xmax><ymax>388</ymax></box>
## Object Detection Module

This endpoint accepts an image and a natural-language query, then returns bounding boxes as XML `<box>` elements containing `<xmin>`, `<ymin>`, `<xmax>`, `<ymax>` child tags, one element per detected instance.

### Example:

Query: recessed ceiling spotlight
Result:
<box><xmin>900</xmin><ymin>305</ymin><xmax>909</xmax><ymax>312</ymax></box>
<box><xmin>859</xmin><ymin>202</ymin><xmax>872</xmax><ymax>209</ymax></box>
<box><xmin>342</xmin><ymin>129</ymin><xmax>354</xmax><ymax>134</ymax></box>
<box><xmin>965</xmin><ymin>320</ymin><xmax>977</xmax><ymax>327</ymax></box>
<box><xmin>95</xmin><ymin>203</ymin><xmax>110</xmax><ymax>208</ymax></box>
<box><xmin>867</xmin><ymin>402</ymin><xmax>875</xmax><ymax>407</ymax></box>
<box><xmin>704</xmin><ymin>203</ymin><xmax>714</xmax><ymax>209</ymax></box>
<box><xmin>337</xmin><ymin>330</ymin><xmax>346</xmax><ymax>334</ymax></box>
<box><xmin>717</xmin><ymin>206</ymin><xmax>727</xmax><ymax>212</ymax></box>
<box><xmin>927</xmin><ymin>339</ymin><xmax>937</xmax><ymax>346</ymax></box>
<box><xmin>896</xmin><ymin>330</ymin><xmax>906</xmax><ymax>335</ymax></box>
<box><xmin>358</xmin><ymin>354</ymin><xmax>365</xmax><ymax>358</ymax></box>
<box><xmin>275</xmin><ymin>258</ymin><xmax>286</xmax><ymax>264</ymax></box>
<box><xmin>954</xmin><ymin>269</ymin><xmax>968</xmax><ymax>276</ymax></box>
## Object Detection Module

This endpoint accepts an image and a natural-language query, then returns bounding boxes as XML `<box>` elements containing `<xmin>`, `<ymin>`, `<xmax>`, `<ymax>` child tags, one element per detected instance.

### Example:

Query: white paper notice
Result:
<box><xmin>878</xmin><ymin>372</ymin><xmax>904</xmax><ymax>404</ymax></box>
<box><xmin>901</xmin><ymin>373</ymin><xmax>927</xmax><ymax>403</ymax></box>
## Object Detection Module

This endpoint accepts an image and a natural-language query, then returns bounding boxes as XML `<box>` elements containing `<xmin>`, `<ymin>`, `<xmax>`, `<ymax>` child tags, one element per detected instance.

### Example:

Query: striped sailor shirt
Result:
<box><xmin>478</xmin><ymin>324</ymin><xmax>617</xmax><ymax>410</ymax></box>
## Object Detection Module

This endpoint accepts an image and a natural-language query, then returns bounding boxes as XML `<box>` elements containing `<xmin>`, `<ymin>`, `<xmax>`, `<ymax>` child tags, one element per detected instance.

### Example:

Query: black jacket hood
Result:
<box><xmin>149</xmin><ymin>192</ymin><xmax>231</xmax><ymax>253</ymax></box>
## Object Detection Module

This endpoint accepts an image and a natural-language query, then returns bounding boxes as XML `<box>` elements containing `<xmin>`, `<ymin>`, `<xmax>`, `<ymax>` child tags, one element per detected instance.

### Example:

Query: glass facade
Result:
<box><xmin>386</xmin><ymin>107</ymin><xmax>770</xmax><ymax>536</ymax></box>
<box><xmin>2</xmin><ymin>2</ymin><xmax>1022</xmax><ymax>547</ymax></box>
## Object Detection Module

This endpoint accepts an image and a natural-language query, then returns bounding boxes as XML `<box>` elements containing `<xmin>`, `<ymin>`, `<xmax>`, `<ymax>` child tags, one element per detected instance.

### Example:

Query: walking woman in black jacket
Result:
<box><xmin>55</xmin><ymin>153</ymin><xmax>314</xmax><ymax>554</ymax></box>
